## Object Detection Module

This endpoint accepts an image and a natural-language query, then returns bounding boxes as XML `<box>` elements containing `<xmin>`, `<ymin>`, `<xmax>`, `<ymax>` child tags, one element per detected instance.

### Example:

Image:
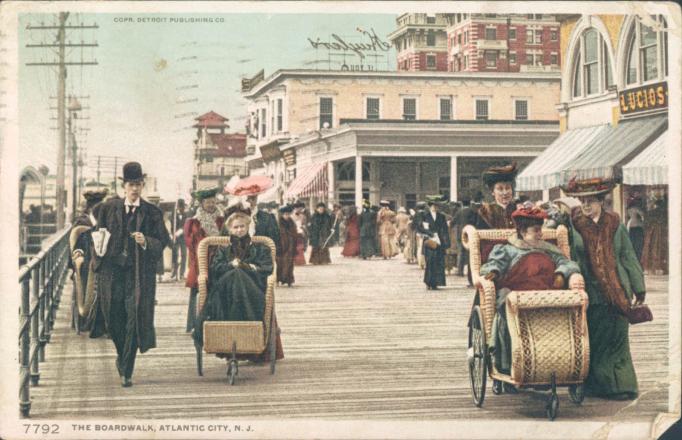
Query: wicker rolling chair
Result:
<box><xmin>462</xmin><ymin>224</ymin><xmax>589</xmax><ymax>420</ymax></box>
<box><xmin>195</xmin><ymin>235</ymin><xmax>278</xmax><ymax>384</ymax></box>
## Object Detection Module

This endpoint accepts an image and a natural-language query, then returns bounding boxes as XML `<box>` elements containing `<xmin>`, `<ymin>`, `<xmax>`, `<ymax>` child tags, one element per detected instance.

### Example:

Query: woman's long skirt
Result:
<box><xmin>309</xmin><ymin>246</ymin><xmax>331</xmax><ymax>265</ymax></box>
<box><xmin>277</xmin><ymin>254</ymin><xmax>295</xmax><ymax>285</ymax></box>
<box><xmin>585</xmin><ymin>304</ymin><xmax>638</xmax><ymax>399</ymax></box>
<box><xmin>294</xmin><ymin>236</ymin><xmax>307</xmax><ymax>266</ymax></box>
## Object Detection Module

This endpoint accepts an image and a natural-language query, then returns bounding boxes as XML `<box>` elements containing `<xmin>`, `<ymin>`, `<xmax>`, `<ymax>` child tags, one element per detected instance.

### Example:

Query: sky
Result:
<box><xmin>18</xmin><ymin>12</ymin><xmax>397</xmax><ymax>199</ymax></box>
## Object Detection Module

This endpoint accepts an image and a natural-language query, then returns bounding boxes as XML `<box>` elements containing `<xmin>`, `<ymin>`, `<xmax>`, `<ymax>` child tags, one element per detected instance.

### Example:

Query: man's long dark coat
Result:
<box><xmin>416</xmin><ymin>210</ymin><xmax>451</xmax><ymax>287</ymax></box>
<box><xmin>94</xmin><ymin>197</ymin><xmax>169</xmax><ymax>353</ymax></box>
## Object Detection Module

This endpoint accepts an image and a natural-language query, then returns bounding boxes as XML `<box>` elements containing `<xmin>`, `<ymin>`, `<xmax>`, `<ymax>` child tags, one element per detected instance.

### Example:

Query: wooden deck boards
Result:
<box><xmin>28</xmin><ymin>248</ymin><xmax>669</xmax><ymax>421</ymax></box>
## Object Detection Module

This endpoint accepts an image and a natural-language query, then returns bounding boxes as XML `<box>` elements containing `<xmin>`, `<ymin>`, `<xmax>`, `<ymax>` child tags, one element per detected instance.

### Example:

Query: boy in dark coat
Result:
<box><xmin>93</xmin><ymin>162</ymin><xmax>170</xmax><ymax>387</ymax></box>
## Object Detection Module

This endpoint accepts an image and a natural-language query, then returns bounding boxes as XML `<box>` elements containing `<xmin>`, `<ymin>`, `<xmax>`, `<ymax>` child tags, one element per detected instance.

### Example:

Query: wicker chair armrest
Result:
<box><xmin>477</xmin><ymin>278</ymin><xmax>497</xmax><ymax>339</ymax></box>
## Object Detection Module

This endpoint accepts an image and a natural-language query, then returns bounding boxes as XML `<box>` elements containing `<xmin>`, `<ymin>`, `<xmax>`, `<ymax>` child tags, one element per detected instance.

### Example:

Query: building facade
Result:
<box><xmin>193</xmin><ymin>111</ymin><xmax>248</xmax><ymax>191</ymax></box>
<box><xmin>444</xmin><ymin>13</ymin><xmax>561</xmax><ymax>74</ymax></box>
<box><xmin>242</xmin><ymin>69</ymin><xmax>561</xmax><ymax>207</ymax></box>
<box><xmin>517</xmin><ymin>13</ymin><xmax>670</xmax><ymax>216</ymax></box>
<box><xmin>388</xmin><ymin>14</ymin><xmax>449</xmax><ymax>72</ymax></box>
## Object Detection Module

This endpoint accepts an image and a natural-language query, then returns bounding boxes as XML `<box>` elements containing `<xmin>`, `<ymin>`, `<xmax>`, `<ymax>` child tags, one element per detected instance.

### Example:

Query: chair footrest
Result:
<box><xmin>203</xmin><ymin>321</ymin><xmax>265</xmax><ymax>354</ymax></box>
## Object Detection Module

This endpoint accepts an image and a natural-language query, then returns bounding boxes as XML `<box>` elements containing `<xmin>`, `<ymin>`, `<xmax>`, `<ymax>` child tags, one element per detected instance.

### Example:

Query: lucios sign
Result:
<box><xmin>307</xmin><ymin>28</ymin><xmax>392</xmax><ymax>61</ymax></box>
<box><xmin>619</xmin><ymin>81</ymin><xmax>668</xmax><ymax>116</ymax></box>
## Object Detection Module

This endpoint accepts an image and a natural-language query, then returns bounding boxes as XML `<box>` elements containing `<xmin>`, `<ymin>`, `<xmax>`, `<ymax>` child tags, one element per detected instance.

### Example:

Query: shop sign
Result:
<box><xmin>619</xmin><ymin>81</ymin><xmax>667</xmax><ymax>116</ymax></box>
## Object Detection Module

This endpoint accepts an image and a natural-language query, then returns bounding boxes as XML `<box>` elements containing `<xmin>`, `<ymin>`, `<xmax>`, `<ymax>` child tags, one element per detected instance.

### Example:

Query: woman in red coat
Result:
<box><xmin>184</xmin><ymin>187</ymin><xmax>224</xmax><ymax>332</ymax></box>
<box><xmin>341</xmin><ymin>206</ymin><xmax>360</xmax><ymax>257</ymax></box>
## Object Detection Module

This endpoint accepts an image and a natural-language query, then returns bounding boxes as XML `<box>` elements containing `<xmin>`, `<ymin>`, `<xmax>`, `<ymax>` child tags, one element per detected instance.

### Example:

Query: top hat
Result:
<box><xmin>561</xmin><ymin>177</ymin><xmax>616</xmax><ymax>198</ymax></box>
<box><xmin>176</xmin><ymin>198</ymin><xmax>186</xmax><ymax>208</ymax></box>
<box><xmin>482</xmin><ymin>162</ymin><xmax>517</xmax><ymax>189</ymax></box>
<box><xmin>119</xmin><ymin>162</ymin><xmax>146</xmax><ymax>183</ymax></box>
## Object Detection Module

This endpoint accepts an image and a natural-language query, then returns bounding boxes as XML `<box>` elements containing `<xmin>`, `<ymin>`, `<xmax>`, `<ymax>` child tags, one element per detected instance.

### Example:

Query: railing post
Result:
<box><xmin>20</xmin><ymin>278</ymin><xmax>31</xmax><ymax>418</ymax></box>
<box><xmin>30</xmin><ymin>268</ymin><xmax>40</xmax><ymax>386</ymax></box>
<box><xmin>38</xmin><ymin>260</ymin><xmax>46</xmax><ymax>362</ymax></box>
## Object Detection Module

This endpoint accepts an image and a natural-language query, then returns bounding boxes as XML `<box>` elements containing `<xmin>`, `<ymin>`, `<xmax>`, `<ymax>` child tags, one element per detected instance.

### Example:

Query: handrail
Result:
<box><xmin>18</xmin><ymin>225</ymin><xmax>72</xmax><ymax>418</ymax></box>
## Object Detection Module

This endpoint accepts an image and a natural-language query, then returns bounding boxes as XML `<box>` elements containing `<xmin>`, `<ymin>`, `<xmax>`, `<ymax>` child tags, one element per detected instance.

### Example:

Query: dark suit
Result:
<box><xmin>94</xmin><ymin>197</ymin><xmax>169</xmax><ymax>379</ymax></box>
<box><xmin>416</xmin><ymin>210</ymin><xmax>451</xmax><ymax>288</ymax></box>
<box><xmin>253</xmin><ymin>210</ymin><xmax>281</xmax><ymax>253</ymax></box>
<box><xmin>358</xmin><ymin>208</ymin><xmax>377</xmax><ymax>259</ymax></box>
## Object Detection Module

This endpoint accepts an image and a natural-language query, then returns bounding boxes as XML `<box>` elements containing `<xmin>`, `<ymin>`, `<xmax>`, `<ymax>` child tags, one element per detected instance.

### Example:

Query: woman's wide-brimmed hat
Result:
<box><xmin>512</xmin><ymin>203</ymin><xmax>548</xmax><ymax>221</ymax></box>
<box><xmin>279</xmin><ymin>204</ymin><xmax>294</xmax><ymax>214</ymax></box>
<box><xmin>227</xmin><ymin>175</ymin><xmax>273</xmax><ymax>197</ymax></box>
<box><xmin>482</xmin><ymin>162</ymin><xmax>517</xmax><ymax>189</ymax></box>
<box><xmin>192</xmin><ymin>186</ymin><xmax>221</xmax><ymax>201</ymax></box>
<box><xmin>119</xmin><ymin>162</ymin><xmax>146</xmax><ymax>183</ymax></box>
<box><xmin>425</xmin><ymin>194</ymin><xmax>447</xmax><ymax>206</ymax></box>
<box><xmin>561</xmin><ymin>176</ymin><xmax>615</xmax><ymax>198</ymax></box>
<box><xmin>379</xmin><ymin>199</ymin><xmax>390</xmax><ymax>206</ymax></box>
<box><xmin>83</xmin><ymin>188</ymin><xmax>108</xmax><ymax>208</ymax></box>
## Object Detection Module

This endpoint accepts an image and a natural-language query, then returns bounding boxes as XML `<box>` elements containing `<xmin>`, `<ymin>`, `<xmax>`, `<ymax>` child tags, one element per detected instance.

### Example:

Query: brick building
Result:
<box><xmin>387</xmin><ymin>13</ymin><xmax>449</xmax><ymax>72</ymax></box>
<box><xmin>192</xmin><ymin>111</ymin><xmax>248</xmax><ymax>190</ymax></box>
<box><xmin>445</xmin><ymin>13</ymin><xmax>561</xmax><ymax>73</ymax></box>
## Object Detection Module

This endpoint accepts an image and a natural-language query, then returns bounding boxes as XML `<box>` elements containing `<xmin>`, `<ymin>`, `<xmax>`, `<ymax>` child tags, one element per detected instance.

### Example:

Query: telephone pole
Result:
<box><xmin>25</xmin><ymin>12</ymin><xmax>98</xmax><ymax>229</ymax></box>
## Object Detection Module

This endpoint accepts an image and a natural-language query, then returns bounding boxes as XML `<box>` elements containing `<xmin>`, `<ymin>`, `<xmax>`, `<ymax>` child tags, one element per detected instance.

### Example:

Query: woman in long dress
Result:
<box><xmin>341</xmin><ymin>206</ymin><xmax>361</xmax><ymax>257</ymax></box>
<box><xmin>293</xmin><ymin>202</ymin><xmax>307</xmax><ymax>266</ymax></box>
<box><xmin>377</xmin><ymin>201</ymin><xmax>399</xmax><ymax>258</ymax></box>
<box><xmin>309</xmin><ymin>202</ymin><xmax>333</xmax><ymax>265</ymax></box>
<box><xmin>277</xmin><ymin>205</ymin><xmax>297</xmax><ymax>286</ymax></box>
<box><xmin>565</xmin><ymin>178</ymin><xmax>645</xmax><ymax>400</ymax></box>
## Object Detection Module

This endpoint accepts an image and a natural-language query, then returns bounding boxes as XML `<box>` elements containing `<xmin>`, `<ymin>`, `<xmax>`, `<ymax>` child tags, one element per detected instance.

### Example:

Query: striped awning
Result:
<box><xmin>516</xmin><ymin>124</ymin><xmax>611</xmax><ymax>191</ymax></box>
<box><xmin>623</xmin><ymin>130</ymin><xmax>668</xmax><ymax>185</ymax></box>
<box><xmin>284</xmin><ymin>162</ymin><xmax>328</xmax><ymax>199</ymax></box>
<box><xmin>560</xmin><ymin>114</ymin><xmax>667</xmax><ymax>183</ymax></box>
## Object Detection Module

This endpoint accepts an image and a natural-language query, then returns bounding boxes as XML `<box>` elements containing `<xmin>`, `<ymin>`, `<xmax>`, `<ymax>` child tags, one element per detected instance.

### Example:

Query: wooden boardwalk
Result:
<box><xmin>29</xmin><ymin>248</ymin><xmax>669</xmax><ymax>421</ymax></box>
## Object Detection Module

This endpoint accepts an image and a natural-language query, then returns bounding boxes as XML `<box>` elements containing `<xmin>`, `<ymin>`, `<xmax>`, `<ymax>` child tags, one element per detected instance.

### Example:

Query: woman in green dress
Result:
<box><xmin>564</xmin><ymin>178</ymin><xmax>646</xmax><ymax>400</ymax></box>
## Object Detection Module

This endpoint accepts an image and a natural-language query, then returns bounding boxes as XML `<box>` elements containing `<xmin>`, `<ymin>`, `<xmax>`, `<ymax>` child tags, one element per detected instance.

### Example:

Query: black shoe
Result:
<box><xmin>121</xmin><ymin>376</ymin><xmax>133</xmax><ymax>388</ymax></box>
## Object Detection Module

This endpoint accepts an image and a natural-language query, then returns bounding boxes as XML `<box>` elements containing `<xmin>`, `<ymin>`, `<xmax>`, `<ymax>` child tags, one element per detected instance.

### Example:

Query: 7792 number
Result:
<box><xmin>23</xmin><ymin>424</ymin><xmax>60</xmax><ymax>434</ymax></box>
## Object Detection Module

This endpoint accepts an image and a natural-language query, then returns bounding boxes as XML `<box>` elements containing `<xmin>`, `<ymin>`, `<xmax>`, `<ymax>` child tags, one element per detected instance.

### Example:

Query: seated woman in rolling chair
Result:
<box><xmin>479</xmin><ymin>204</ymin><xmax>584</xmax><ymax>382</ymax></box>
<box><xmin>193</xmin><ymin>211</ymin><xmax>273</xmax><ymax>345</ymax></box>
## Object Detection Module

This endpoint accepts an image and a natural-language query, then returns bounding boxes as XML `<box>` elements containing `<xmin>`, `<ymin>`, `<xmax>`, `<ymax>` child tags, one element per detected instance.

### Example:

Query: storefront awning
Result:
<box><xmin>284</xmin><ymin>162</ymin><xmax>328</xmax><ymax>199</ymax></box>
<box><xmin>561</xmin><ymin>114</ymin><xmax>667</xmax><ymax>183</ymax></box>
<box><xmin>622</xmin><ymin>130</ymin><xmax>668</xmax><ymax>185</ymax></box>
<box><xmin>516</xmin><ymin>124</ymin><xmax>611</xmax><ymax>191</ymax></box>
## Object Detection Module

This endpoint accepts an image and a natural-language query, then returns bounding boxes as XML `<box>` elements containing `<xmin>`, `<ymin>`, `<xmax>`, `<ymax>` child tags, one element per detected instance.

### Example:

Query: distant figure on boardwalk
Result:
<box><xmin>184</xmin><ymin>187</ymin><xmax>224</xmax><ymax>333</ymax></box>
<box><xmin>377</xmin><ymin>200</ymin><xmax>399</xmax><ymax>259</ymax></box>
<box><xmin>341</xmin><ymin>205</ymin><xmax>361</xmax><ymax>257</ymax></box>
<box><xmin>309</xmin><ymin>202</ymin><xmax>333</xmax><ymax>265</ymax></box>
<box><xmin>246</xmin><ymin>193</ymin><xmax>280</xmax><ymax>252</ymax></box>
<box><xmin>171</xmin><ymin>199</ymin><xmax>189</xmax><ymax>281</ymax></box>
<box><xmin>358</xmin><ymin>200</ymin><xmax>377</xmax><ymax>260</ymax></box>
<box><xmin>94</xmin><ymin>162</ymin><xmax>169</xmax><ymax>387</ymax></box>
<box><xmin>403</xmin><ymin>208</ymin><xmax>418</xmax><ymax>264</ymax></box>
<box><xmin>416</xmin><ymin>195</ymin><xmax>450</xmax><ymax>290</ymax></box>
<box><xmin>293</xmin><ymin>202</ymin><xmax>308</xmax><ymax>266</ymax></box>
<box><xmin>394</xmin><ymin>207</ymin><xmax>410</xmax><ymax>252</ymax></box>
<box><xmin>277</xmin><ymin>204</ymin><xmax>297</xmax><ymax>286</ymax></box>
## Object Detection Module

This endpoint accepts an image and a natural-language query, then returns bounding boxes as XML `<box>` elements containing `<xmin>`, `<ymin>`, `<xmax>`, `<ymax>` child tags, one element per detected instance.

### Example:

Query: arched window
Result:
<box><xmin>336</xmin><ymin>161</ymin><xmax>370</xmax><ymax>181</ymax></box>
<box><xmin>571</xmin><ymin>28</ymin><xmax>614</xmax><ymax>98</ymax></box>
<box><xmin>624</xmin><ymin>15</ymin><xmax>668</xmax><ymax>86</ymax></box>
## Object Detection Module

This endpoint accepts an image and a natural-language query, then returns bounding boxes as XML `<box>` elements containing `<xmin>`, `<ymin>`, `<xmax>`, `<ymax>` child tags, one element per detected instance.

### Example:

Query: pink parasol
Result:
<box><xmin>227</xmin><ymin>175</ymin><xmax>273</xmax><ymax>196</ymax></box>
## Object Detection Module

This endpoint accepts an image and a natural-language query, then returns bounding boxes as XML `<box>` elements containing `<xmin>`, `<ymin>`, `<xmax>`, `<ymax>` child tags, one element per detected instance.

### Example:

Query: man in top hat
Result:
<box><xmin>171</xmin><ymin>199</ymin><xmax>189</xmax><ymax>281</ymax></box>
<box><xmin>184</xmin><ymin>187</ymin><xmax>225</xmax><ymax>333</ymax></box>
<box><xmin>309</xmin><ymin>202</ymin><xmax>333</xmax><ymax>265</ymax></box>
<box><xmin>93</xmin><ymin>162</ymin><xmax>170</xmax><ymax>387</ymax></box>
<box><xmin>475</xmin><ymin>162</ymin><xmax>518</xmax><ymax>229</ymax></box>
<box><xmin>563</xmin><ymin>177</ymin><xmax>645</xmax><ymax>400</ymax></box>
<box><xmin>416</xmin><ymin>195</ymin><xmax>450</xmax><ymax>290</ymax></box>
<box><xmin>358</xmin><ymin>199</ymin><xmax>377</xmax><ymax>260</ymax></box>
<box><xmin>70</xmin><ymin>188</ymin><xmax>109</xmax><ymax>337</ymax></box>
